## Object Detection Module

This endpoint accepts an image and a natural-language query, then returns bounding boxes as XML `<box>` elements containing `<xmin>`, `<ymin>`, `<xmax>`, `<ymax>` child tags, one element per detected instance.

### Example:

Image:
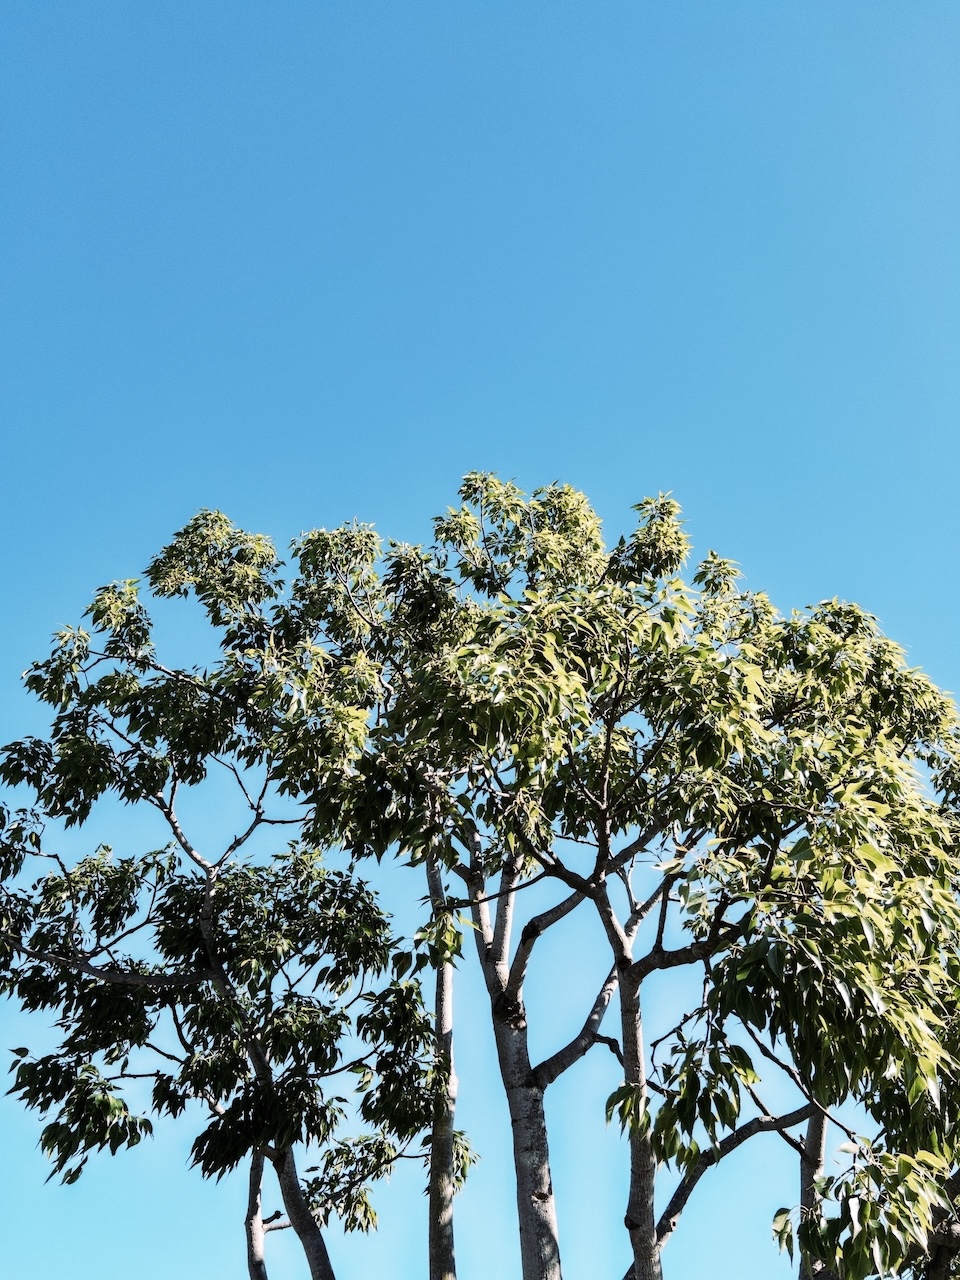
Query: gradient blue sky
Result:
<box><xmin>2</xmin><ymin>3</ymin><xmax>959</xmax><ymax>1277</ymax></box>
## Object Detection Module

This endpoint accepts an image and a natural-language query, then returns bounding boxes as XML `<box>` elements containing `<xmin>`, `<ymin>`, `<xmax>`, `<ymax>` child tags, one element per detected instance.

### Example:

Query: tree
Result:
<box><xmin>4</xmin><ymin>479</ymin><xmax>960</xmax><ymax>1280</ymax></box>
<box><xmin>0</xmin><ymin>527</ymin><xmax>437</xmax><ymax>1280</ymax></box>
<box><xmin>304</xmin><ymin>475</ymin><xmax>960</xmax><ymax>1280</ymax></box>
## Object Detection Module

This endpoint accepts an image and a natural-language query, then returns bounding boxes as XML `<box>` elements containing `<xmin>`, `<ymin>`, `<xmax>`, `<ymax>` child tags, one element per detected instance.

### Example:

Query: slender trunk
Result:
<box><xmin>273</xmin><ymin>1147</ymin><xmax>337</xmax><ymax>1280</ymax></box>
<box><xmin>464</xmin><ymin>845</ymin><xmax>564</xmax><ymax>1280</ymax></box>
<box><xmin>427</xmin><ymin>859</ymin><xmax>458</xmax><ymax>1280</ymax></box>
<box><xmin>620</xmin><ymin>977</ymin><xmax>661</xmax><ymax>1280</ymax></box>
<box><xmin>800</xmin><ymin>1109</ymin><xmax>826</xmax><ymax>1226</ymax></box>
<box><xmin>800</xmin><ymin>1112</ymin><xmax>837</xmax><ymax>1280</ymax></box>
<box><xmin>492</xmin><ymin>992</ymin><xmax>563</xmax><ymax>1280</ymax></box>
<box><xmin>196</xmin><ymin>869</ymin><xmax>333</xmax><ymax>1279</ymax></box>
<box><xmin>246</xmin><ymin>1150</ymin><xmax>270</xmax><ymax>1280</ymax></box>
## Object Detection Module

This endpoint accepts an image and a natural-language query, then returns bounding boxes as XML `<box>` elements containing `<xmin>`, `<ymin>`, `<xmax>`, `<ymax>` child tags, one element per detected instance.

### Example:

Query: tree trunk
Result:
<box><xmin>464</xmin><ymin>846</ymin><xmax>564</xmax><ymax>1280</ymax></box>
<box><xmin>620</xmin><ymin>977</ymin><xmax>661</xmax><ymax>1280</ymax></box>
<box><xmin>492</xmin><ymin>993</ymin><xmax>564</xmax><ymax>1280</ymax></box>
<box><xmin>273</xmin><ymin>1147</ymin><xmax>337</xmax><ymax>1280</ymax></box>
<box><xmin>800</xmin><ymin>1111</ymin><xmax>837</xmax><ymax>1280</ymax></box>
<box><xmin>246</xmin><ymin>1151</ymin><xmax>270</xmax><ymax>1280</ymax></box>
<box><xmin>427</xmin><ymin>859</ymin><xmax>458</xmax><ymax>1280</ymax></box>
<box><xmin>477</xmin><ymin>866</ymin><xmax>659</xmax><ymax>1280</ymax></box>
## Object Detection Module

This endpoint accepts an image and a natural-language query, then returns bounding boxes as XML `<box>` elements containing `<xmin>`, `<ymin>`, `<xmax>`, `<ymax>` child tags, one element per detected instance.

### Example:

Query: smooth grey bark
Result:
<box><xmin>656</xmin><ymin>1102</ymin><xmax>814</xmax><ymax>1252</ymax></box>
<box><xmin>800</xmin><ymin>1110</ymin><xmax>827</xmax><ymax>1225</ymax></box>
<box><xmin>274</xmin><ymin>1147</ymin><xmax>337</xmax><ymax>1280</ymax></box>
<box><xmin>532</xmin><ymin>964</ymin><xmax>620</xmax><ymax>1091</ymax></box>
<box><xmin>587</xmin><ymin>882</ymin><xmax>662</xmax><ymax>1280</ymax></box>
<box><xmin>246</xmin><ymin>1151</ymin><xmax>270</xmax><ymax>1280</ymax></box>
<box><xmin>463</xmin><ymin>849</ymin><xmax>564</xmax><ymax>1280</ymax></box>
<box><xmin>800</xmin><ymin>1111</ymin><xmax>838</xmax><ymax>1280</ymax></box>
<box><xmin>620</xmin><ymin>974</ymin><xmax>662</xmax><ymax>1280</ymax></box>
<box><xmin>460</xmin><ymin>846</ymin><xmax>643</xmax><ymax>1280</ymax></box>
<box><xmin>427</xmin><ymin>857</ymin><xmax>459</xmax><ymax>1280</ymax></box>
<box><xmin>492</xmin><ymin>993</ymin><xmax>563</xmax><ymax>1280</ymax></box>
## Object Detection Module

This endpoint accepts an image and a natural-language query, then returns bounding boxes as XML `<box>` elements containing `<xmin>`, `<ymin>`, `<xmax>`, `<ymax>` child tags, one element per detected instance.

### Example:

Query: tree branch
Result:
<box><xmin>1</xmin><ymin>932</ymin><xmax>213</xmax><ymax>989</ymax></box>
<box><xmin>626</xmin><ymin>911</ymin><xmax>748</xmax><ymax>986</ymax></box>
<box><xmin>739</xmin><ymin>1023</ymin><xmax>859</xmax><ymax>1144</ymax></box>
<box><xmin>491</xmin><ymin>858</ymin><xmax>521</xmax><ymax>969</ymax></box>
<box><xmin>532</xmin><ymin>964</ymin><xmax>620</xmax><ymax>1088</ymax></box>
<box><xmin>504</xmin><ymin>887</ymin><xmax>584</xmax><ymax>1002</ymax></box>
<box><xmin>246</xmin><ymin>1149</ymin><xmax>270</xmax><ymax>1280</ymax></box>
<box><xmin>655</xmin><ymin>1103</ymin><xmax>816</xmax><ymax>1248</ymax></box>
<box><xmin>531</xmin><ymin>894</ymin><xmax>648</xmax><ymax>1087</ymax></box>
<box><xmin>152</xmin><ymin>791</ymin><xmax>212</xmax><ymax>872</ymax></box>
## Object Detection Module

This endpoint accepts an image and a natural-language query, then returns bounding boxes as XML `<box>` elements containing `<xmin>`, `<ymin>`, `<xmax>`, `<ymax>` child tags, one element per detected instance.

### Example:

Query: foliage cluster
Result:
<box><xmin>4</xmin><ymin>474</ymin><xmax>960</xmax><ymax>1280</ymax></box>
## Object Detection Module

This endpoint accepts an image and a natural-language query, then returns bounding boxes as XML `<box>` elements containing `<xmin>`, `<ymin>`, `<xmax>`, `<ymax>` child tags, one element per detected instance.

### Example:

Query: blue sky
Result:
<box><xmin>1</xmin><ymin>2</ymin><xmax>959</xmax><ymax>1277</ymax></box>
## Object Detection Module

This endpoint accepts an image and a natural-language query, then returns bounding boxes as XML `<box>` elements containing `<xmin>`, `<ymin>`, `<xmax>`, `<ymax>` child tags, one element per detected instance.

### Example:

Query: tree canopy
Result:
<box><xmin>4</xmin><ymin>475</ymin><xmax>960</xmax><ymax>1280</ymax></box>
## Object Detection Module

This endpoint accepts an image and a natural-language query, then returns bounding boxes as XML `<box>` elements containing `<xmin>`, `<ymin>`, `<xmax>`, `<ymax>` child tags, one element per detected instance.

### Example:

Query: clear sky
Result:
<box><xmin>1</xmin><ymin>3</ymin><xmax>959</xmax><ymax>1278</ymax></box>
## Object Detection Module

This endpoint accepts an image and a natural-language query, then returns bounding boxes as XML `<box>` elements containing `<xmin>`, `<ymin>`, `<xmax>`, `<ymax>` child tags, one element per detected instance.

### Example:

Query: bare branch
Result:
<box><xmin>531</xmin><ymin>893</ymin><xmax>648</xmax><ymax>1087</ymax></box>
<box><xmin>217</xmin><ymin>809</ymin><xmax>266</xmax><ymax>867</ymax></box>
<box><xmin>627</xmin><ymin>909</ymin><xmax>748</xmax><ymax>986</ymax></box>
<box><xmin>656</xmin><ymin>1103</ymin><xmax>816</xmax><ymax>1248</ymax></box>
<box><xmin>652</xmin><ymin>876</ymin><xmax>678</xmax><ymax>952</ymax></box>
<box><xmin>145</xmin><ymin>1040</ymin><xmax>186</xmax><ymax>1066</ymax></box>
<box><xmin>152</xmin><ymin>792</ymin><xmax>212</xmax><ymax>872</ymax></box>
<box><xmin>168</xmin><ymin>1003</ymin><xmax>197</xmax><ymax>1057</ymax></box>
<box><xmin>740</xmin><ymin>1023</ymin><xmax>859</xmax><ymax>1144</ymax></box>
<box><xmin>745</xmin><ymin>1082</ymin><xmax>805</xmax><ymax>1157</ymax></box>
<box><xmin>533</xmin><ymin>964</ymin><xmax>620</xmax><ymax>1088</ymax></box>
<box><xmin>212</xmin><ymin>754</ymin><xmax>259</xmax><ymax>810</ymax></box>
<box><xmin>504</xmin><ymin>887</ymin><xmax>584</xmax><ymax>1002</ymax></box>
<box><xmin>445</xmin><ymin>868</ymin><xmax>548</xmax><ymax>913</ymax></box>
<box><xmin>491</xmin><ymin>858</ymin><xmax>521</xmax><ymax>969</ymax></box>
<box><xmin>513</xmin><ymin>826</ymin><xmax>595</xmax><ymax>897</ymax></box>
<box><xmin>609</xmin><ymin>817</ymin><xmax>673</xmax><ymax>873</ymax></box>
<box><xmin>1</xmin><ymin>932</ymin><xmax>213</xmax><ymax>989</ymax></box>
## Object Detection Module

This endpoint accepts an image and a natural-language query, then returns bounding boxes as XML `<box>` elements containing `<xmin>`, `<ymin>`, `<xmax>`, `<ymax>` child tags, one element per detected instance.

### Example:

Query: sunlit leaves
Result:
<box><xmin>794</xmin><ymin>1147</ymin><xmax>953</xmax><ymax>1280</ymax></box>
<box><xmin>6</xmin><ymin>472</ymin><xmax>960</xmax><ymax>1275</ymax></box>
<box><xmin>145</xmin><ymin>509</ymin><xmax>280</xmax><ymax>627</ymax></box>
<box><xmin>608</xmin><ymin>493</ymin><xmax>690</xmax><ymax>584</ymax></box>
